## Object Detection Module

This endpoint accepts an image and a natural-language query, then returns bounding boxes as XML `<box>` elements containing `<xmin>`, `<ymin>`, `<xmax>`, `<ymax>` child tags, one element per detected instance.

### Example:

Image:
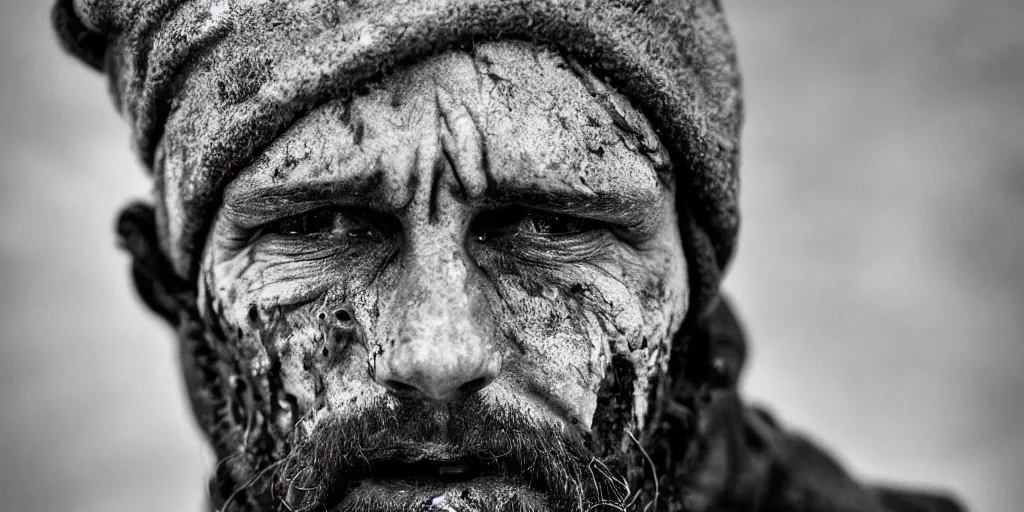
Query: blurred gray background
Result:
<box><xmin>2</xmin><ymin>1</ymin><xmax>1021</xmax><ymax>511</ymax></box>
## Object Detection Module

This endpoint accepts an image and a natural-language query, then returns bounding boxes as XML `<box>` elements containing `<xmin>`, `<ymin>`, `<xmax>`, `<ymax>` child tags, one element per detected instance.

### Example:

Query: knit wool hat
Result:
<box><xmin>52</xmin><ymin>0</ymin><xmax>742</xmax><ymax>321</ymax></box>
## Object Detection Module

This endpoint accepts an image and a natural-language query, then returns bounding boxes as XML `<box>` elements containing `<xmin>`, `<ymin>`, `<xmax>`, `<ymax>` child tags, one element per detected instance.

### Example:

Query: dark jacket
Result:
<box><xmin>682</xmin><ymin>299</ymin><xmax>966</xmax><ymax>512</ymax></box>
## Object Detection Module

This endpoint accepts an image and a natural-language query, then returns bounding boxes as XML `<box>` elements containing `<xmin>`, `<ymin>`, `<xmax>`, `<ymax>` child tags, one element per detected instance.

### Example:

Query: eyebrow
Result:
<box><xmin>220</xmin><ymin>171</ymin><xmax>394</xmax><ymax>228</ymax></box>
<box><xmin>481</xmin><ymin>183</ymin><xmax>661</xmax><ymax>227</ymax></box>
<box><xmin>220</xmin><ymin>160</ymin><xmax>665</xmax><ymax>231</ymax></box>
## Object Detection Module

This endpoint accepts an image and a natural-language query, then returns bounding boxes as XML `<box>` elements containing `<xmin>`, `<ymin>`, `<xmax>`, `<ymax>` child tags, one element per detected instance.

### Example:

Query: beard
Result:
<box><xmin>209</xmin><ymin>395</ymin><xmax>644</xmax><ymax>512</ymax></box>
<box><xmin>173</xmin><ymin>298</ymin><xmax>672</xmax><ymax>512</ymax></box>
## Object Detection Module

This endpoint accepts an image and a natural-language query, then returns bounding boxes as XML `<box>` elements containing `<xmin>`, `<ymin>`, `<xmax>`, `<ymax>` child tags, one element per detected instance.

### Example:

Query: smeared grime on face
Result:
<box><xmin>193</xmin><ymin>40</ymin><xmax>687</xmax><ymax>509</ymax></box>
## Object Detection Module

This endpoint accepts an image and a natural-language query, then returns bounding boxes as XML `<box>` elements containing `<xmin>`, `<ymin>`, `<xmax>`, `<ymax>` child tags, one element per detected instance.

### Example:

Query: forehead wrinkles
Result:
<box><xmin>433</xmin><ymin>42</ymin><xmax>670</xmax><ymax>201</ymax></box>
<box><xmin>225</xmin><ymin>41</ymin><xmax>669</xmax><ymax>207</ymax></box>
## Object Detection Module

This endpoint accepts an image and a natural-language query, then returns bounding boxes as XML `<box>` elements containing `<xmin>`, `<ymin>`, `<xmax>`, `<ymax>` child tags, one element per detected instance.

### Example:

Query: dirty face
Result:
<box><xmin>195</xmin><ymin>41</ymin><xmax>687</xmax><ymax>512</ymax></box>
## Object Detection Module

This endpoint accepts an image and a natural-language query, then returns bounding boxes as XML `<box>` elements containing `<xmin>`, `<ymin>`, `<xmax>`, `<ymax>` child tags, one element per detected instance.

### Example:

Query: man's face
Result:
<box><xmin>194</xmin><ymin>41</ymin><xmax>687</xmax><ymax>511</ymax></box>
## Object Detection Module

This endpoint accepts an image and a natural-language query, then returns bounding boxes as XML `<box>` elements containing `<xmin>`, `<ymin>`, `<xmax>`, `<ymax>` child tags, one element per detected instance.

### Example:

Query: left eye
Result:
<box><xmin>267</xmin><ymin>208</ymin><xmax>382</xmax><ymax>241</ymax></box>
<box><xmin>470</xmin><ymin>207</ymin><xmax>601</xmax><ymax>242</ymax></box>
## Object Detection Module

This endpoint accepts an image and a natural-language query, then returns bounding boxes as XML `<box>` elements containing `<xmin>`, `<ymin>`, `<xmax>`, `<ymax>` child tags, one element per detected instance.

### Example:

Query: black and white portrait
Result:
<box><xmin>1</xmin><ymin>1</ymin><xmax>1021</xmax><ymax>511</ymax></box>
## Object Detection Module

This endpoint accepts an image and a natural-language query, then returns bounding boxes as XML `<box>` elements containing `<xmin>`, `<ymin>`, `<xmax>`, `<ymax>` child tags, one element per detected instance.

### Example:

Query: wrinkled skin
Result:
<box><xmin>195</xmin><ymin>41</ymin><xmax>688</xmax><ymax>511</ymax></box>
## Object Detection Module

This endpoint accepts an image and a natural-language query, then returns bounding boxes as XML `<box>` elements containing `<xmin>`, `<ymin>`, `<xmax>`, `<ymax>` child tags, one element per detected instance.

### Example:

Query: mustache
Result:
<box><xmin>247</xmin><ymin>396</ymin><xmax>637</xmax><ymax>512</ymax></box>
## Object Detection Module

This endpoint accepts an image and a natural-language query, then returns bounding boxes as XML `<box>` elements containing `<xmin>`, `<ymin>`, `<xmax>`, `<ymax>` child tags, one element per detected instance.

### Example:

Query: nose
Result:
<box><xmin>378</xmin><ymin>334</ymin><xmax>501</xmax><ymax>401</ymax></box>
<box><xmin>373</xmin><ymin>246</ymin><xmax>501</xmax><ymax>401</ymax></box>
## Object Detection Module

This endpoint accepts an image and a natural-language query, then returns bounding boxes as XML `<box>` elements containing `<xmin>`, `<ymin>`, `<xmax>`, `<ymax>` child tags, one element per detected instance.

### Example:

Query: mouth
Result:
<box><xmin>368</xmin><ymin>456</ymin><xmax>503</xmax><ymax>483</ymax></box>
<box><xmin>327</xmin><ymin>454</ymin><xmax>547</xmax><ymax>511</ymax></box>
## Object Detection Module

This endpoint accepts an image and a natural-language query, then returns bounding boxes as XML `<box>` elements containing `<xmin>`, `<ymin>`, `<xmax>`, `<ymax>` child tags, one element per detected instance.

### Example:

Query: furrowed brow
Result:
<box><xmin>220</xmin><ymin>173</ymin><xmax>388</xmax><ymax>228</ymax></box>
<box><xmin>483</xmin><ymin>182</ymin><xmax>664</xmax><ymax>228</ymax></box>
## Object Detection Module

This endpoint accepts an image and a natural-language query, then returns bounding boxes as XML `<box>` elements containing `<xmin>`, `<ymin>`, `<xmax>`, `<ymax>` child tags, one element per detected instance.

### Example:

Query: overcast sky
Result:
<box><xmin>2</xmin><ymin>1</ymin><xmax>1022</xmax><ymax>511</ymax></box>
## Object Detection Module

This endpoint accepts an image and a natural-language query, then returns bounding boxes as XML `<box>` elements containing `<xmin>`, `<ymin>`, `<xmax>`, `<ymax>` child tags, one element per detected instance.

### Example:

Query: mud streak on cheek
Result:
<box><xmin>197</xmin><ymin>247</ymin><xmax>330</xmax><ymax>447</ymax></box>
<box><xmin>578</xmin><ymin>247</ymin><xmax>686</xmax><ymax>448</ymax></box>
<box><xmin>482</xmin><ymin>240</ymin><xmax>682</xmax><ymax>441</ymax></box>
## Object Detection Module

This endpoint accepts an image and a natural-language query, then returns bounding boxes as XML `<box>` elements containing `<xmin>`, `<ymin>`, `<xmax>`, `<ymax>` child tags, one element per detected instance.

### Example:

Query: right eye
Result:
<box><xmin>266</xmin><ymin>208</ymin><xmax>385</xmax><ymax>242</ymax></box>
<box><xmin>470</xmin><ymin>206</ymin><xmax>604</xmax><ymax>242</ymax></box>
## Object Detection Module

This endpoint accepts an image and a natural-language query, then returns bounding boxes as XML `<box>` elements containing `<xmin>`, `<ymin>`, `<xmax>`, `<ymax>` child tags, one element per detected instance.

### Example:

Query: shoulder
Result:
<box><xmin>739</xmin><ymin>405</ymin><xmax>968</xmax><ymax>512</ymax></box>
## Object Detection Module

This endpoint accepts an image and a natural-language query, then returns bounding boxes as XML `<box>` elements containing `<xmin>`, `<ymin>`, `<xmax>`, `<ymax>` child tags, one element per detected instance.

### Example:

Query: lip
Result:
<box><xmin>334</xmin><ymin>475</ymin><xmax>544</xmax><ymax>511</ymax></box>
<box><xmin>368</xmin><ymin>456</ymin><xmax>504</xmax><ymax>483</ymax></box>
<box><xmin>324</xmin><ymin>455</ymin><xmax>545</xmax><ymax>511</ymax></box>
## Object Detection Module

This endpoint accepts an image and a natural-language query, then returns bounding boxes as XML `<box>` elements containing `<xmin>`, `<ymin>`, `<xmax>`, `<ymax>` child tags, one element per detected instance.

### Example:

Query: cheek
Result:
<box><xmin>201</xmin><ymin>243</ymin><xmax>395</xmax><ymax>435</ymax></box>
<box><xmin>488</xmin><ymin>244</ymin><xmax>685</xmax><ymax>432</ymax></box>
<box><xmin>626</xmin><ymin>236</ymin><xmax>689</xmax><ymax>427</ymax></box>
<box><xmin>489</xmin><ymin>281</ymin><xmax>605</xmax><ymax>427</ymax></box>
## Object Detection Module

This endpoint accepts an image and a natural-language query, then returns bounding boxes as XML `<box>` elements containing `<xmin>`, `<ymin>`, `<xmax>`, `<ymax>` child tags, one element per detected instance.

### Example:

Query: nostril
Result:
<box><xmin>458</xmin><ymin>376</ymin><xmax>490</xmax><ymax>396</ymax></box>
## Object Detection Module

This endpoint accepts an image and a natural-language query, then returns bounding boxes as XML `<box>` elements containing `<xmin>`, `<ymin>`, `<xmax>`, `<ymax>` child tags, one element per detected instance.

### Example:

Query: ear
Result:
<box><xmin>52</xmin><ymin>0</ymin><xmax>110</xmax><ymax>71</ymax></box>
<box><xmin>116</xmin><ymin>203</ymin><xmax>240</xmax><ymax>469</ymax></box>
<box><xmin>115</xmin><ymin>201</ymin><xmax>195</xmax><ymax>325</ymax></box>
